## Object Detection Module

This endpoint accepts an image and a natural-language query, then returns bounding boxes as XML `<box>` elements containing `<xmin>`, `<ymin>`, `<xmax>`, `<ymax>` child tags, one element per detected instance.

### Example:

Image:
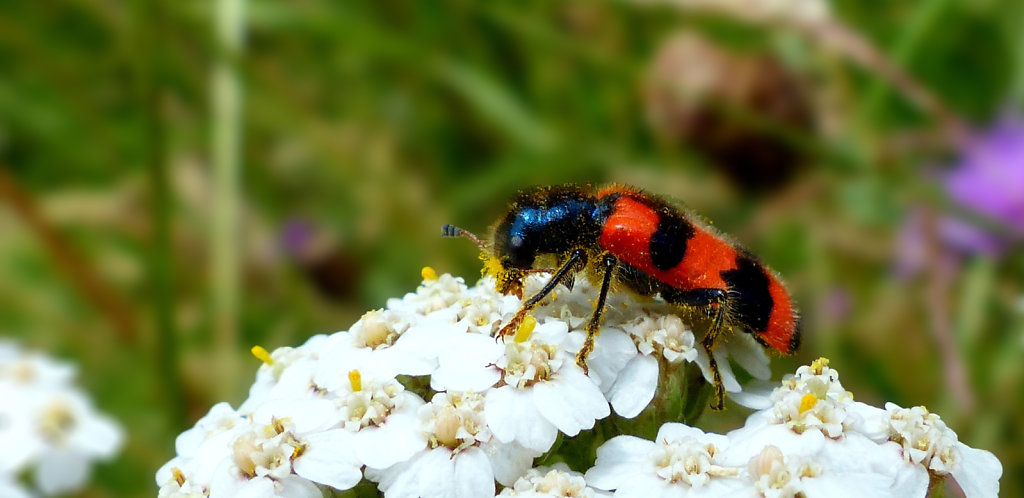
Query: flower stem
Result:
<box><xmin>211</xmin><ymin>0</ymin><xmax>245</xmax><ymax>398</ymax></box>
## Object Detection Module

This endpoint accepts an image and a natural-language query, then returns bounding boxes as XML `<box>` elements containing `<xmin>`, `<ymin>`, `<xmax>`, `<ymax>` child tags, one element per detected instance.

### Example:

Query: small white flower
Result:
<box><xmin>387</xmin><ymin>272</ymin><xmax>469</xmax><ymax>315</ymax></box>
<box><xmin>763</xmin><ymin>358</ymin><xmax>859</xmax><ymax>438</ymax></box>
<box><xmin>499</xmin><ymin>463</ymin><xmax>610</xmax><ymax>497</ymax></box>
<box><xmin>208</xmin><ymin>398</ymin><xmax>361</xmax><ymax>497</ymax></box>
<box><xmin>586</xmin><ymin>423</ymin><xmax>740</xmax><ymax>496</ymax></box>
<box><xmin>884</xmin><ymin>403</ymin><xmax>1002</xmax><ymax>498</ymax></box>
<box><xmin>313</xmin><ymin>357</ymin><xmax>427</xmax><ymax>470</ymax></box>
<box><xmin>433</xmin><ymin>320</ymin><xmax>611</xmax><ymax>453</ymax></box>
<box><xmin>367</xmin><ymin>391</ymin><xmax>539</xmax><ymax>498</ymax></box>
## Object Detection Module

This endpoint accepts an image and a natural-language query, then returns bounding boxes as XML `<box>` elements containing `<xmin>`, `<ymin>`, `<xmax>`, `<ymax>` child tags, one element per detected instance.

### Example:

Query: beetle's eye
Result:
<box><xmin>510</xmin><ymin>235</ymin><xmax>524</xmax><ymax>249</ymax></box>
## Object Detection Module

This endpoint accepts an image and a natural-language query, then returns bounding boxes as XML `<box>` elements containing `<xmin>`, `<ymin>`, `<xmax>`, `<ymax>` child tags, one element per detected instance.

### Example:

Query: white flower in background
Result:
<box><xmin>586</xmin><ymin>423</ymin><xmax>740</xmax><ymax>496</ymax></box>
<box><xmin>499</xmin><ymin>464</ymin><xmax>610</xmax><ymax>497</ymax></box>
<box><xmin>366</xmin><ymin>391</ymin><xmax>538</xmax><ymax>498</ymax></box>
<box><xmin>0</xmin><ymin>474</ymin><xmax>31</xmax><ymax>498</ymax></box>
<box><xmin>0</xmin><ymin>341</ymin><xmax>123</xmax><ymax>497</ymax></box>
<box><xmin>884</xmin><ymin>403</ymin><xmax>1002</xmax><ymax>498</ymax></box>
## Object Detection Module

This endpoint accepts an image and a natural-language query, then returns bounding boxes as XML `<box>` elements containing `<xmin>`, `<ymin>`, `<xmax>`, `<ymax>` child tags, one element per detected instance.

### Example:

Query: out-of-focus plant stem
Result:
<box><xmin>858</xmin><ymin>0</ymin><xmax>951</xmax><ymax>131</ymax></box>
<box><xmin>801</xmin><ymin>18</ymin><xmax>968</xmax><ymax>146</ymax></box>
<box><xmin>212</xmin><ymin>0</ymin><xmax>244</xmax><ymax>399</ymax></box>
<box><xmin>0</xmin><ymin>167</ymin><xmax>137</xmax><ymax>343</ymax></box>
<box><xmin>140</xmin><ymin>0</ymin><xmax>185</xmax><ymax>429</ymax></box>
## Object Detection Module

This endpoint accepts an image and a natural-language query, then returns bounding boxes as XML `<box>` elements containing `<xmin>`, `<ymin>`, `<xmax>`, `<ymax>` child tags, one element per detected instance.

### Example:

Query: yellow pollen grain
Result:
<box><xmin>810</xmin><ymin>357</ymin><xmax>829</xmax><ymax>375</ymax></box>
<box><xmin>251</xmin><ymin>345</ymin><xmax>274</xmax><ymax>366</ymax></box>
<box><xmin>421</xmin><ymin>266</ymin><xmax>438</xmax><ymax>281</ymax></box>
<box><xmin>481</xmin><ymin>253</ymin><xmax>503</xmax><ymax>277</ymax></box>
<box><xmin>514</xmin><ymin>315</ymin><xmax>537</xmax><ymax>343</ymax></box>
<box><xmin>799</xmin><ymin>393</ymin><xmax>818</xmax><ymax>413</ymax></box>
<box><xmin>349</xmin><ymin>369</ymin><xmax>363</xmax><ymax>392</ymax></box>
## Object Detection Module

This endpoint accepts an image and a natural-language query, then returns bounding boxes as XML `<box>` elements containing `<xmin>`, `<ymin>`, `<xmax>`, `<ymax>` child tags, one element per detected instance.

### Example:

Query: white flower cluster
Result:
<box><xmin>156</xmin><ymin>270</ymin><xmax>769</xmax><ymax>497</ymax></box>
<box><xmin>0</xmin><ymin>341</ymin><xmax>124</xmax><ymax>497</ymax></box>
<box><xmin>156</xmin><ymin>271</ymin><xmax>1002</xmax><ymax>498</ymax></box>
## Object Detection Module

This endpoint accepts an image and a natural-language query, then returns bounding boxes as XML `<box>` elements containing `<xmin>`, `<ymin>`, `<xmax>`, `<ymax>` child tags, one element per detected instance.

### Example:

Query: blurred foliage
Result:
<box><xmin>1</xmin><ymin>0</ymin><xmax>1023</xmax><ymax>496</ymax></box>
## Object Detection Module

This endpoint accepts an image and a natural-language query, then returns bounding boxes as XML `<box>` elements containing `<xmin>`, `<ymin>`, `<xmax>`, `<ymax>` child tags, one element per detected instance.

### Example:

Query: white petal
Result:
<box><xmin>72</xmin><ymin>412</ymin><xmax>123</xmax><ymax>458</ymax></box>
<box><xmin>0</xmin><ymin>477</ymin><xmax>31</xmax><ymax>498</ymax></box>
<box><xmin>533</xmin><ymin>367</ymin><xmax>609</xmax><ymax>436</ymax></box>
<box><xmin>294</xmin><ymin>430</ymin><xmax>363</xmax><ymax>491</ymax></box>
<box><xmin>452</xmin><ymin>447</ymin><xmax>496</xmax><ymax>497</ymax></box>
<box><xmin>430</xmin><ymin>334</ymin><xmax>502</xmax><ymax>392</ymax></box>
<box><xmin>355</xmin><ymin>412</ymin><xmax>427</xmax><ymax>469</ymax></box>
<box><xmin>585</xmin><ymin>436</ymin><xmax>653</xmax><ymax>490</ymax></box>
<box><xmin>373</xmin><ymin>448</ymin><xmax>453</xmax><ymax>498</ymax></box>
<box><xmin>276</xmin><ymin>475</ymin><xmax>325</xmax><ymax>498</ymax></box>
<box><xmin>485</xmin><ymin>386</ymin><xmax>558</xmax><ymax>453</ymax></box>
<box><xmin>951</xmin><ymin>444</ymin><xmax>1002</xmax><ymax>498</ymax></box>
<box><xmin>34</xmin><ymin>449</ymin><xmax>89</xmax><ymax>495</ymax></box>
<box><xmin>485</xmin><ymin>441</ymin><xmax>540</xmax><ymax>486</ymax></box>
<box><xmin>607</xmin><ymin>355</ymin><xmax>659</xmax><ymax>418</ymax></box>
<box><xmin>530</xmin><ymin>321</ymin><xmax>569</xmax><ymax>345</ymax></box>
<box><xmin>567</xmin><ymin>328</ymin><xmax>640</xmax><ymax>391</ymax></box>
<box><xmin>607</xmin><ymin>474</ymin><xmax>669</xmax><ymax>498</ymax></box>
<box><xmin>725</xmin><ymin>332</ymin><xmax>771</xmax><ymax>380</ymax></box>
<box><xmin>728</xmin><ymin>379</ymin><xmax>775</xmax><ymax>410</ymax></box>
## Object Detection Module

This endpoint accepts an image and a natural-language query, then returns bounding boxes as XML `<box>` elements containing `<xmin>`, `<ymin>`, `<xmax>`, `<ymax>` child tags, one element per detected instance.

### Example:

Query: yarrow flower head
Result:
<box><xmin>158</xmin><ymin>270</ymin><xmax>1002</xmax><ymax>498</ymax></box>
<box><xmin>0</xmin><ymin>341</ymin><xmax>123</xmax><ymax>497</ymax></box>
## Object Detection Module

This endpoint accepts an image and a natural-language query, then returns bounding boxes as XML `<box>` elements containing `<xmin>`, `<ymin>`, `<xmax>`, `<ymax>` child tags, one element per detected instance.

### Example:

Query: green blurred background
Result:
<box><xmin>1</xmin><ymin>1</ymin><xmax>1022</xmax><ymax>496</ymax></box>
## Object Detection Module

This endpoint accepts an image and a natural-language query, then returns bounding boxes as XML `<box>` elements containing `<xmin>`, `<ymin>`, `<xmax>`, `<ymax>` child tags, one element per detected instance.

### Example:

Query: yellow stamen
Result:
<box><xmin>551</xmin><ymin>292</ymin><xmax>557</xmax><ymax>301</ymax></box>
<box><xmin>251</xmin><ymin>345</ymin><xmax>274</xmax><ymax>366</ymax></box>
<box><xmin>810</xmin><ymin>357</ymin><xmax>829</xmax><ymax>375</ymax></box>
<box><xmin>349</xmin><ymin>369</ymin><xmax>363</xmax><ymax>392</ymax></box>
<box><xmin>799</xmin><ymin>393</ymin><xmax>818</xmax><ymax>413</ymax></box>
<box><xmin>514</xmin><ymin>315</ymin><xmax>537</xmax><ymax>343</ymax></box>
<box><xmin>421</xmin><ymin>266</ymin><xmax>438</xmax><ymax>281</ymax></box>
<box><xmin>172</xmin><ymin>467</ymin><xmax>186</xmax><ymax>486</ymax></box>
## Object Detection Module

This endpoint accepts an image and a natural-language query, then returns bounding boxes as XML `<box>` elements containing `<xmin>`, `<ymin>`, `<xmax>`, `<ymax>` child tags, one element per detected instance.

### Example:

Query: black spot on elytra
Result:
<box><xmin>649</xmin><ymin>212</ymin><xmax>694</xmax><ymax>271</ymax></box>
<box><xmin>721</xmin><ymin>255</ymin><xmax>773</xmax><ymax>333</ymax></box>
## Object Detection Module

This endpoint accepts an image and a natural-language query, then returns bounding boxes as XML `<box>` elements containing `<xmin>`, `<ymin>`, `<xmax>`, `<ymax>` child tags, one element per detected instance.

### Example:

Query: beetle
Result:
<box><xmin>443</xmin><ymin>184</ymin><xmax>799</xmax><ymax>409</ymax></box>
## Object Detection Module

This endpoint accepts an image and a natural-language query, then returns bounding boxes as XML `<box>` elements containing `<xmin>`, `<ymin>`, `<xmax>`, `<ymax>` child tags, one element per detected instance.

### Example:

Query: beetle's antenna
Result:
<box><xmin>442</xmin><ymin>224</ymin><xmax>488</xmax><ymax>249</ymax></box>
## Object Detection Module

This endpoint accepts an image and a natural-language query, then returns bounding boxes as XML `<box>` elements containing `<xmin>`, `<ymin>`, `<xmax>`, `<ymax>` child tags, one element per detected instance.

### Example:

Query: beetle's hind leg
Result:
<box><xmin>576</xmin><ymin>254</ymin><xmax>618</xmax><ymax>375</ymax></box>
<box><xmin>663</xmin><ymin>288</ymin><xmax>730</xmax><ymax>410</ymax></box>
<box><xmin>701</xmin><ymin>303</ymin><xmax>727</xmax><ymax>410</ymax></box>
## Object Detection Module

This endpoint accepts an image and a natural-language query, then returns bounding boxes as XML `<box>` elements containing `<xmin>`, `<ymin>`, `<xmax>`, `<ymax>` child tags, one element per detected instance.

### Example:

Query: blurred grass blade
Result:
<box><xmin>435</xmin><ymin>60</ymin><xmax>556</xmax><ymax>152</ymax></box>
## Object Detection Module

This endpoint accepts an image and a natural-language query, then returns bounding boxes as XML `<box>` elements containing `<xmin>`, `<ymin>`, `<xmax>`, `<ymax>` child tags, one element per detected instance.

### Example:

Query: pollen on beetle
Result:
<box><xmin>481</xmin><ymin>253</ymin><xmax>504</xmax><ymax>278</ymax></box>
<box><xmin>421</xmin><ymin>266</ymin><xmax>438</xmax><ymax>281</ymax></box>
<box><xmin>250</xmin><ymin>345</ymin><xmax>274</xmax><ymax>366</ymax></box>
<box><xmin>514</xmin><ymin>315</ymin><xmax>537</xmax><ymax>343</ymax></box>
<box><xmin>798</xmin><ymin>393</ymin><xmax>818</xmax><ymax>413</ymax></box>
<box><xmin>348</xmin><ymin>369</ymin><xmax>363</xmax><ymax>392</ymax></box>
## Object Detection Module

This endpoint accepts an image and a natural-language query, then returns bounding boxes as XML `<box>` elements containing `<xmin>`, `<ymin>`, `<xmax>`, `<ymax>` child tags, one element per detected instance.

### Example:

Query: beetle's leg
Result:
<box><xmin>497</xmin><ymin>249</ymin><xmax>586</xmax><ymax>338</ymax></box>
<box><xmin>576</xmin><ymin>254</ymin><xmax>618</xmax><ymax>375</ymax></box>
<box><xmin>663</xmin><ymin>288</ymin><xmax>730</xmax><ymax>410</ymax></box>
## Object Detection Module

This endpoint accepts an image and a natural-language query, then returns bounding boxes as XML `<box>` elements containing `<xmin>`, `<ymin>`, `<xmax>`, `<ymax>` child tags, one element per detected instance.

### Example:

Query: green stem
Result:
<box><xmin>141</xmin><ymin>0</ymin><xmax>184</xmax><ymax>428</ymax></box>
<box><xmin>859</xmin><ymin>0</ymin><xmax>951</xmax><ymax>124</ymax></box>
<box><xmin>212</xmin><ymin>0</ymin><xmax>245</xmax><ymax>398</ymax></box>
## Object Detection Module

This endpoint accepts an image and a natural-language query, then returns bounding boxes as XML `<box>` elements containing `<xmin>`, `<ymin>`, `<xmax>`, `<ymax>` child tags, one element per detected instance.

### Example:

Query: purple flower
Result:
<box><xmin>939</xmin><ymin>114</ymin><xmax>1024</xmax><ymax>255</ymax></box>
